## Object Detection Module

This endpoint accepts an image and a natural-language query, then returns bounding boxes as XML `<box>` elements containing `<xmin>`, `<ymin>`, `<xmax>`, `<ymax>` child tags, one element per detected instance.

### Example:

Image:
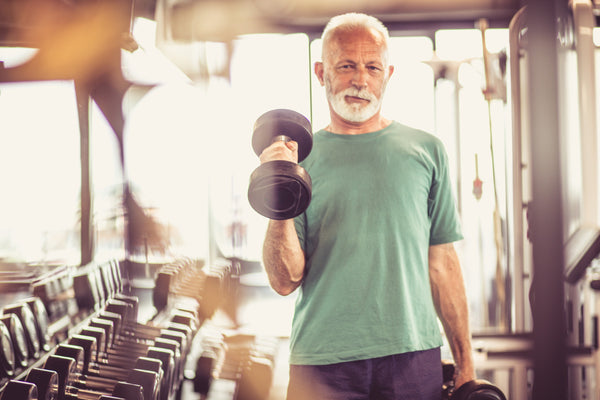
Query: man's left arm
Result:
<box><xmin>429</xmin><ymin>242</ymin><xmax>476</xmax><ymax>390</ymax></box>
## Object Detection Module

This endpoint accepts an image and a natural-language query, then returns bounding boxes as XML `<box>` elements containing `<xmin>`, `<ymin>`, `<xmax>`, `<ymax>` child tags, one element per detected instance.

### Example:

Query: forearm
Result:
<box><xmin>429</xmin><ymin>244</ymin><xmax>475</xmax><ymax>385</ymax></box>
<box><xmin>263</xmin><ymin>219</ymin><xmax>305</xmax><ymax>296</ymax></box>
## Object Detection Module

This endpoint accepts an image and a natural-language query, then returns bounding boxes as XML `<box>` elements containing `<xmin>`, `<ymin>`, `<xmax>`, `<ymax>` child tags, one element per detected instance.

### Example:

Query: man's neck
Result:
<box><xmin>326</xmin><ymin>113</ymin><xmax>392</xmax><ymax>135</ymax></box>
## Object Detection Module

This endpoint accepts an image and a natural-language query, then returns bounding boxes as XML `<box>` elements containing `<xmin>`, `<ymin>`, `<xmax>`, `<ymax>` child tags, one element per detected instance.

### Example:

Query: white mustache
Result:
<box><xmin>339</xmin><ymin>88</ymin><xmax>376</xmax><ymax>102</ymax></box>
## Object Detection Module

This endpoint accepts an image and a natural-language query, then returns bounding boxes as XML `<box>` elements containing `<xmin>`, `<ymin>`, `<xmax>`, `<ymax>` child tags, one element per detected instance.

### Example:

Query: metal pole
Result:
<box><xmin>76</xmin><ymin>83</ymin><xmax>94</xmax><ymax>266</ymax></box>
<box><xmin>526</xmin><ymin>0</ymin><xmax>568</xmax><ymax>398</ymax></box>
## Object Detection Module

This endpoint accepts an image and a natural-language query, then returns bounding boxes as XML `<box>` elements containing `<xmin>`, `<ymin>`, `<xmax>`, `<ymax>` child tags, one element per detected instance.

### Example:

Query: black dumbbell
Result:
<box><xmin>24</xmin><ymin>297</ymin><xmax>52</xmax><ymax>352</ymax></box>
<box><xmin>193</xmin><ymin>349</ymin><xmax>217</xmax><ymax>395</ymax></box>
<box><xmin>451</xmin><ymin>380</ymin><xmax>507</xmax><ymax>400</ymax></box>
<box><xmin>74</xmin><ymin>263</ymin><xmax>139</xmax><ymax>322</ymax></box>
<box><xmin>42</xmin><ymin>354</ymin><xmax>157</xmax><ymax>400</ymax></box>
<box><xmin>0</xmin><ymin>320</ymin><xmax>15</xmax><ymax>379</ymax></box>
<box><xmin>85</xmin><ymin>317</ymin><xmax>186</xmax><ymax>370</ymax></box>
<box><xmin>51</xmin><ymin>345</ymin><xmax>159</xmax><ymax>400</ymax></box>
<box><xmin>90</xmin><ymin>307</ymin><xmax>189</xmax><ymax>378</ymax></box>
<box><xmin>94</xmin><ymin>304</ymin><xmax>194</xmax><ymax>368</ymax></box>
<box><xmin>102</xmin><ymin>300</ymin><xmax>194</xmax><ymax>342</ymax></box>
<box><xmin>0</xmin><ymin>313</ymin><xmax>30</xmax><ymax>368</ymax></box>
<box><xmin>441</xmin><ymin>361</ymin><xmax>506</xmax><ymax>400</ymax></box>
<box><xmin>24</xmin><ymin>367</ymin><xmax>59</xmax><ymax>400</ymax></box>
<box><xmin>56</xmin><ymin>342</ymin><xmax>162</xmax><ymax>387</ymax></box>
<box><xmin>192</xmin><ymin>330</ymin><xmax>227</xmax><ymax>396</ymax></box>
<box><xmin>0</xmin><ymin>380</ymin><xmax>38</xmax><ymax>400</ymax></box>
<box><xmin>248</xmin><ymin>109</ymin><xmax>313</xmax><ymax>220</ymax></box>
<box><xmin>3</xmin><ymin>302</ymin><xmax>41</xmax><ymax>360</ymax></box>
<box><xmin>234</xmin><ymin>336</ymin><xmax>278</xmax><ymax>400</ymax></box>
<box><xmin>211</xmin><ymin>334</ymin><xmax>277</xmax><ymax>400</ymax></box>
<box><xmin>236</xmin><ymin>356</ymin><xmax>274</xmax><ymax>400</ymax></box>
<box><xmin>73</xmin><ymin>328</ymin><xmax>174</xmax><ymax>400</ymax></box>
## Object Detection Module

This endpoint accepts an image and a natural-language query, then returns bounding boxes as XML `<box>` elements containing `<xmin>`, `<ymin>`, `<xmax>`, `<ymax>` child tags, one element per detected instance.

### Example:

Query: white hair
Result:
<box><xmin>321</xmin><ymin>13</ymin><xmax>390</xmax><ymax>64</ymax></box>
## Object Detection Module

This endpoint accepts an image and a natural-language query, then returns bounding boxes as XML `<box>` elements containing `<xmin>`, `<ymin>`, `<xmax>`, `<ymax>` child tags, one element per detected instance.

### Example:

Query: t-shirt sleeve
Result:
<box><xmin>428</xmin><ymin>141</ymin><xmax>463</xmax><ymax>245</ymax></box>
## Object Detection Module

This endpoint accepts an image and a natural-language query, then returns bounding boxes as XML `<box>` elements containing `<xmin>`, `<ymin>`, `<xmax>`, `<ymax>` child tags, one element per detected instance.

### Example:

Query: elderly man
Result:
<box><xmin>261</xmin><ymin>12</ymin><xmax>475</xmax><ymax>399</ymax></box>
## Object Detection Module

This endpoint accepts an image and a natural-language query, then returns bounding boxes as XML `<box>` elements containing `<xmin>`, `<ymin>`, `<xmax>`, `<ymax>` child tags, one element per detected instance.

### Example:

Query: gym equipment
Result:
<box><xmin>3</xmin><ymin>303</ymin><xmax>42</xmax><ymax>359</ymax></box>
<box><xmin>0</xmin><ymin>321</ymin><xmax>15</xmax><ymax>378</ymax></box>
<box><xmin>451</xmin><ymin>379</ymin><xmax>508</xmax><ymax>400</ymax></box>
<box><xmin>42</xmin><ymin>354</ymin><xmax>157</xmax><ymax>400</ymax></box>
<box><xmin>0</xmin><ymin>313</ymin><xmax>30</xmax><ymax>368</ymax></box>
<box><xmin>248</xmin><ymin>109</ymin><xmax>313</xmax><ymax>220</ymax></box>
<box><xmin>24</xmin><ymin>367</ymin><xmax>59</xmax><ymax>400</ymax></box>
<box><xmin>442</xmin><ymin>361</ymin><xmax>507</xmax><ymax>400</ymax></box>
<box><xmin>192</xmin><ymin>332</ymin><xmax>278</xmax><ymax>400</ymax></box>
<box><xmin>76</xmin><ymin>324</ymin><xmax>176</xmax><ymax>400</ymax></box>
<box><xmin>23</xmin><ymin>298</ymin><xmax>52</xmax><ymax>352</ymax></box>
<box><xmin>0</xmin><ymin>380</ymin><xmax>38</xmax><ymax>400</ymax></box>
<box><xmin>0</xmin><ymin>257</ymin><xmax>256</xmax><ymax>400</ymax></box>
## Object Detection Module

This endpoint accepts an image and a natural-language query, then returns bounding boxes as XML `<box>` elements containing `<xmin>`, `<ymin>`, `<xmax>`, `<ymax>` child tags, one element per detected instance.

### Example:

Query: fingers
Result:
<box><xmin>259</xmin><ymin>140</ymin><xmax>298</xmax><ymax>164</ymax></box>
<box><xmin>453</xmin><ymin>369</ymin><xmax>476</xmax><ymax>393</ymax></box>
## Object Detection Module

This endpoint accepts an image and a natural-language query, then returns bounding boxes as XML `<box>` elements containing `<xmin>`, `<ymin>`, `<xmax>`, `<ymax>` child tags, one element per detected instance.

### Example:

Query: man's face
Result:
<box><xmin>317</xmin><ymin>27</ymin><xmax>393</xmax><ymax>123</ymax></box>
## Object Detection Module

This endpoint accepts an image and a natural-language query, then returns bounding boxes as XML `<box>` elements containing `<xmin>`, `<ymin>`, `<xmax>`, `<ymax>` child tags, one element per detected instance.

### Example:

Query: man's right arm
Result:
<box><xmin>263</xmin><ymin>218</ymin><xmax>305</xmax><ymax>296</ymax></box>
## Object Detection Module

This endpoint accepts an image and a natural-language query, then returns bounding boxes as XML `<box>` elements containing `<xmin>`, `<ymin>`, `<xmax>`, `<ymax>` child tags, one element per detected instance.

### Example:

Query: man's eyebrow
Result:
<box><xmin>335</xmin><ymin>59</ymin><xmax>356</xmax><ymax>65</ymax></box>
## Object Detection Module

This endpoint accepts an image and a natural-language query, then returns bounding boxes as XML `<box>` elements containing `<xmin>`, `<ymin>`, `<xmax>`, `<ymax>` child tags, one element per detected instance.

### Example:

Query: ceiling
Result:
<box><xmin>0</xmin><ymin>0</ymin><xmax>524</xmax><ymax>48</ymax></box>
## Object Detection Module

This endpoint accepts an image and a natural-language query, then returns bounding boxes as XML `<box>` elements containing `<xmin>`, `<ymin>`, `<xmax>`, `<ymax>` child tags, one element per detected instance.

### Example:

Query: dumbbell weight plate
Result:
<box><xmin>237</xmin><ymin>356</ymin><xmax>274</xmax><ymax>400</ymax></box>
<box><xmin>0</xmin><ymin>380</ymin><xmax>38</xmax><ymax>400</ymax></box>
<box><xmin>252</xmin><ymin>109</ymin><xmax>313</xmax><ymax>162</ymax></box>
<box><xmin>127</xmin><ymin>369</ymin><xmax>161</xmax><ymax>400</ymax></box>
<box><xmin>452</xmin><ymin>379</ymin><xmax>507</xmax><ymax>400</ymax></box>
<box><xmin>194</xmin><ymin>349</ymin><xmax>216</xmax><ymax>395</ymax></box>
<box><xmin>0</xmin><ymin>314</ymin><xmax>29</xmax><ymax>368</ymax></box>
<box><xmin>112</xmin><ymin>382</ymin><xmax>144</xmax><ymax>400</ymax></box>
<box><xmin>25</xmin><ymin>297</ymin><xmax>51</xmax><ymax>352</ymax></box>
<box><xmin>248</xmin><ymin>160</ymin><xmax>312</xmax><ymax>220</ymax></box>
<box><xmin>0</xmin><ymin>321</ymin><xmax>15</xmax><ymax>378</ymax></box>
<box><xmin>25</xmin><ymin>368</ymin><xmax>60</xmax><ymax>400</ymax></box>
<box><xmin>43</xmin><ymin>355</ymin><xmax>77</xmax><ymax>398</ymax></box>
<box><xmin>3</xmin><ymin>303</ymin><xmax>41</xmax><ymax>359</ymax></box>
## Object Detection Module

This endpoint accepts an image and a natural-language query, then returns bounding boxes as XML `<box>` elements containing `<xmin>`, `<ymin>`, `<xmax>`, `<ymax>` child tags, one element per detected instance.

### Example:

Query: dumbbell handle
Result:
<box><xmin>273</xmin><ymin>135</ymin><xmax>291</xmax><ymax>143</ymax></box>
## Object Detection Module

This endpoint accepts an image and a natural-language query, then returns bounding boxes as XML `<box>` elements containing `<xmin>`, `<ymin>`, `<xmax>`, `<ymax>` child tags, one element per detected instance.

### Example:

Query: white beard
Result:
<box><xmin>325</xmin><ymin>84</ymin><xmax>384</xmax><ymax>123</ymax></box>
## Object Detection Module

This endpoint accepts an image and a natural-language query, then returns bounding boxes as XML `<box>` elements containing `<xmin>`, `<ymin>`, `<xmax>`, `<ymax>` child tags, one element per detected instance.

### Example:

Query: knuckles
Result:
<box><xmin>259</xmin><ymin>141</ymin><xmax>298</xmax><ymax>164</ymax></box>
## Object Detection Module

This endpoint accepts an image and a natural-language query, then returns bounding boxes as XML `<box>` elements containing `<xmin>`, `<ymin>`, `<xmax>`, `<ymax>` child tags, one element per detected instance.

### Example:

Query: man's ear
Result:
<box><xmin>314</xmin><ymin>62</ymin><xmax>325</xmax><ymax>86</ymax></box>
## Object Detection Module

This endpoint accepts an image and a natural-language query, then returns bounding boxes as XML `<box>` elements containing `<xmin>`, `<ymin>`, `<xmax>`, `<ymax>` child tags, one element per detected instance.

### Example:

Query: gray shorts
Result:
<box><xmin>286</xmin><ymin>347</ymin><xmax>443</xmax><ymax>400</ymax></box>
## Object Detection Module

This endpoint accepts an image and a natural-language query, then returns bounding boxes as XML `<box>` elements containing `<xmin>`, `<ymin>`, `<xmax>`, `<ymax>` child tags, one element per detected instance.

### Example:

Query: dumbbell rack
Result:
<box><xmin>153</xmin><ymin>260</ymin><xmax>281</xmax><ymax>400</ymax></box>
<box><xmin>0</xmin><ymin>258</ymin><xmax>281</xmax><ymax>400</ymax></box>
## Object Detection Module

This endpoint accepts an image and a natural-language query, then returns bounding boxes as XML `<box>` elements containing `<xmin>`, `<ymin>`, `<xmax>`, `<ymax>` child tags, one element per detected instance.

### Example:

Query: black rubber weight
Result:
<box><xmin>25</xmin><ymin>368</ymin><xmax>59</xmax><ymax>400</ymax></box>
<box><xmin>452</xmin><ymin>379</ymin><xmax>507</xmax><ymax>400</ymax></box>
<box><xmin>248</xmin><ymin>160</ymin><xmax>312</xmax><ymax>220</ymax></box>
<box><xmin>1</xmin><ymin>380</ymin><xmax>38</xmax><ymax>400</ymax></box>
<box><xmin>252</xmin><ymin>109</ymin><xmax>313</xmax><ymax>162</ymax></box>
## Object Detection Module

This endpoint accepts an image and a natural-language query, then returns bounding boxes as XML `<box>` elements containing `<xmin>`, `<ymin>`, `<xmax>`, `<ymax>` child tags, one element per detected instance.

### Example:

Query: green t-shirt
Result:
<box><xmin>291</xmin><ymin>121</ymin><xmax>463</xmax><ymax>365</ymax></box>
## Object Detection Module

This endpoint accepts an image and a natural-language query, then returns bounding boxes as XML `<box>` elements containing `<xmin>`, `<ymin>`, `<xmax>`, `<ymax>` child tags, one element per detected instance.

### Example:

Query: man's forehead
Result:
<box><xmin>324</xmin><ymin>27</ymin><xmax>387</xmax><ymax>61</ymax></box>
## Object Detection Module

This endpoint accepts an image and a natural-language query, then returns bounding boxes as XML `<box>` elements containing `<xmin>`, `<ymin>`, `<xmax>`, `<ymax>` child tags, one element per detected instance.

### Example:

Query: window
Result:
<box><xmin>0</xmin><ymin>48</ymin><xmax>81</xmax><ymax>265</ymax></box>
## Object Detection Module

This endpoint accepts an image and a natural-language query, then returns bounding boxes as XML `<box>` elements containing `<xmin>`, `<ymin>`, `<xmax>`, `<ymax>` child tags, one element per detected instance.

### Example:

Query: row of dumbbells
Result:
<box><xmin>152</xmin><ymin>259</ymin><xmax>280</xmax><ymax>400</ymax></box>
<box><xmin>153</xmin><ymin>259</ymin><xmax>237</xmax><ymax>322</ymax></box>
<box><xmin>192</xmin><ymin>327</ymin><xmax>279</xmax><ymax>400</ymax></box>
<box><xmin>0</xmin><ymin>297</ymin><xmax>52</xmax><ymax>381</ymax></box>
<box><xmin>0</xmin><ymin>294</ymin><xmax>201</xmax><ymax>400</ymax></box>
<box><xmin>73</xmin><ymin>260</ymin><xmax>130</xmax><ymax>315</ymax></box>
<box><xmin>0</xmin><ymin>257</ymin><xmax>211</xmax><ymax>399</ymax></box>
<box><xmin>33</xmin><ymin>266</ymin><xmax>79</xmax><ymax>323</ymax></box>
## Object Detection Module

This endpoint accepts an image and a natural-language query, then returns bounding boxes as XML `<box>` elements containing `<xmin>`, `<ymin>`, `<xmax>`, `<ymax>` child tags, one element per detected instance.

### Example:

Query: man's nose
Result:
<box><xmin>351</xmin><ymin>66</ymin><xmax>368</xmax><ymax>88</ymax></box>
